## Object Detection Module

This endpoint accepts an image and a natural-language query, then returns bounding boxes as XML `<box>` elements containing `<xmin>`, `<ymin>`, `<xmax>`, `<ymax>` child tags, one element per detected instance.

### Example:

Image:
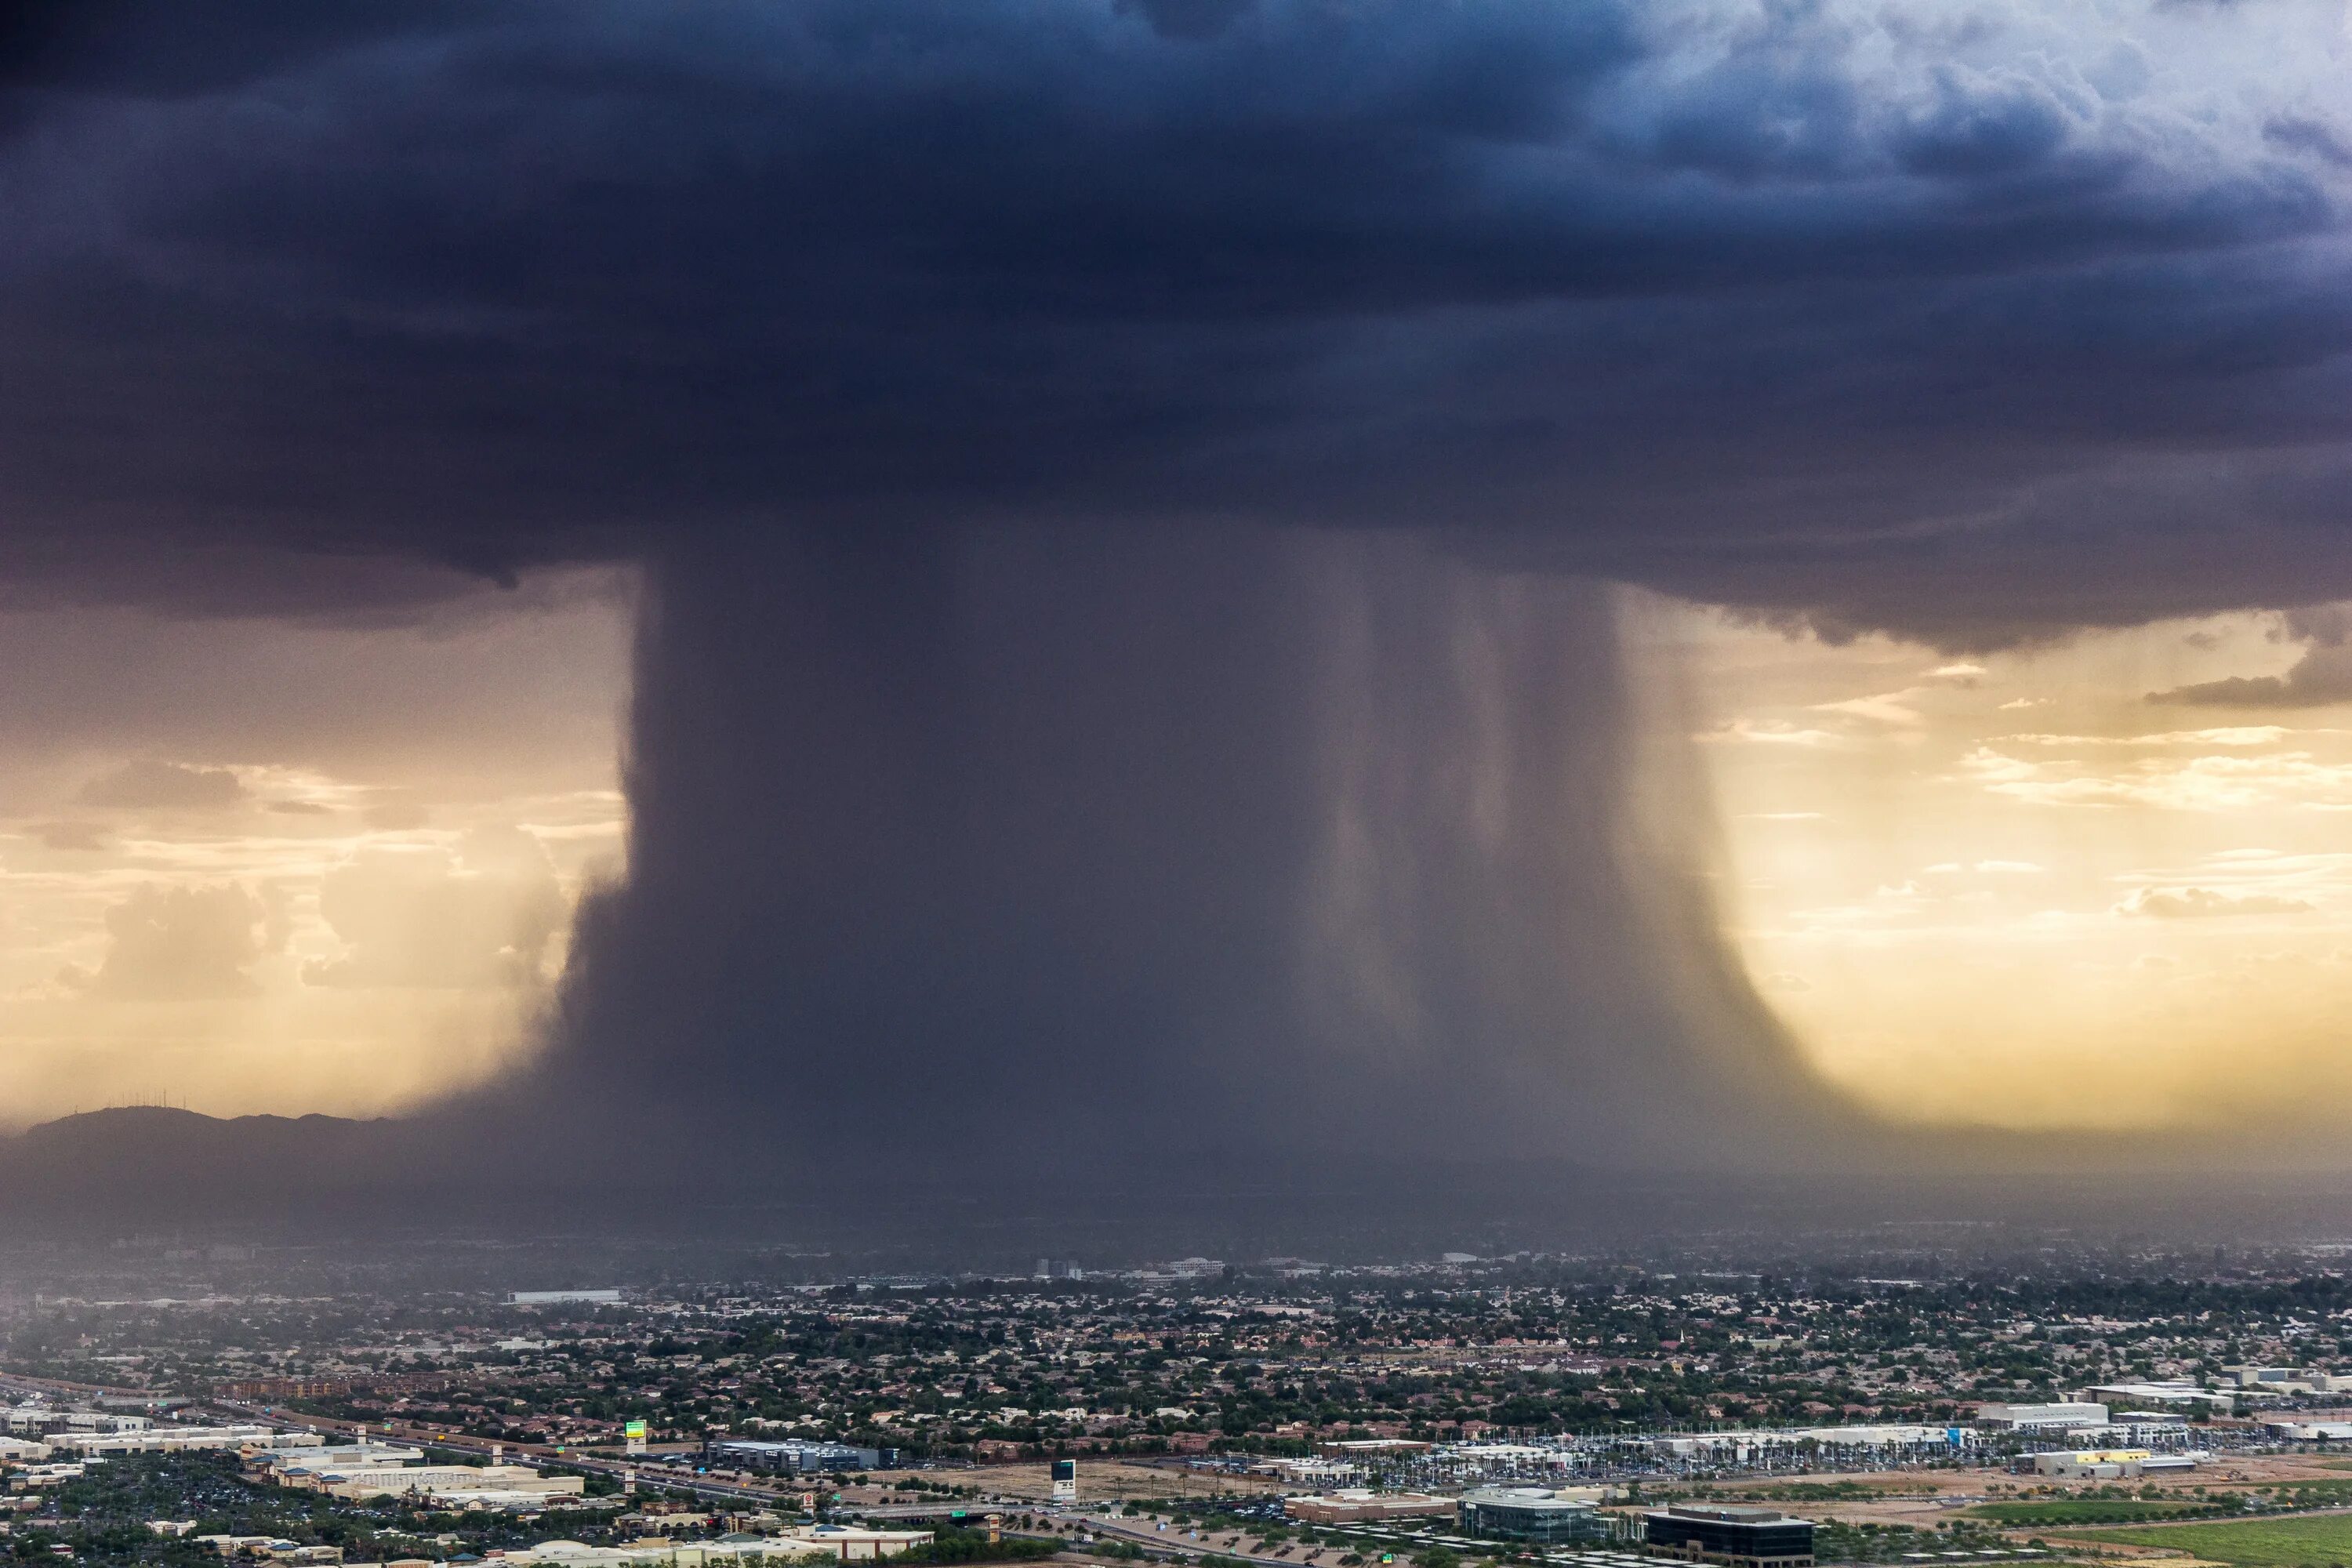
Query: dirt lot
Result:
<box><xmin>1689</xmin><ymin>1454</ymin><xmax>2352</xmax><ymax>1529</ymax></box>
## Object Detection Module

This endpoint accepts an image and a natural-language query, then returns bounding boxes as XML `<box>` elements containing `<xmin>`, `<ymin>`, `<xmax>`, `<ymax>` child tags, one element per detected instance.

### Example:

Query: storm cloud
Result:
<box><xmin>2</xmin><ymin>1</ymin><xmax>2350</xmax><ymax>631</ymax></box>
<box><xmin>7</xmin><ymin>1</ymin><xmax>2352</xmax><ymax>1193</ymax></box>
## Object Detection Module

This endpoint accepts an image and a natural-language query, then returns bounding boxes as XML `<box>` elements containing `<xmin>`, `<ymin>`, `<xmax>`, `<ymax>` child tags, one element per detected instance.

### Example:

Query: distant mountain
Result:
<box><xmin>0</xmin><ymin>1106</ymin><xmax>412</xmax><ymax>1229</ymax></box>
<box><xmin>15</xmin><ymin>1104</ymin><xmax>384</xmax><ymax>1155</ymax></box>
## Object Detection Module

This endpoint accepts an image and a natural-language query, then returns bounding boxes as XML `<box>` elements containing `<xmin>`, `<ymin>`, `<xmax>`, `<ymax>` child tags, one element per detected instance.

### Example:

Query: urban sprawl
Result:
<box><xmin>9</xmin><ymin>1252</ymin><xmax>2352</xmax><ymax>1568</ymax></box>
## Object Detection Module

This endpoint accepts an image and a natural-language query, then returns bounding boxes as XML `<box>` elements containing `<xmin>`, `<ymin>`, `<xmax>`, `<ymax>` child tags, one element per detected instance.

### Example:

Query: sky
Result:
<box><xmin>0</xmin><ymin>570</ymin><xmax>631</xmax><ymax>1126</ymax></box>
<box><xmin>1665</xmin><ymin>601</ymin><xmax>2352</xmax><ymax>1137</ymax></box>
<box><xmin>9</xmin><ymin>1</ymin><xmax>2352</xmax><ymax>1206</ymax></box>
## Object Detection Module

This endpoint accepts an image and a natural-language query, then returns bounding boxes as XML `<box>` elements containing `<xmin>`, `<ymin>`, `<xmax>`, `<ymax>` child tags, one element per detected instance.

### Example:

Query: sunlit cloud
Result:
<box><xmin>1699</xmin><ymin>719</ymin><xmax>1846</xmax><ymax>746</ymax></box>
<box><xmin>2115</xmin><ymin>887</ymin><xmax>2318</xmax><ymax>919</ymax></box>
<box><xmin>1812</xmin><ymin>689</ymin><xmax>1927</xmax><ymax>727</ymax></box>
<box><xmin>1959</xmin><ymin>747</ymin><xmax>2352</xmax><ymax>811</ymax></box>
<box><xmin>1998</xmin><ymin>727</ymin><xmax>2296</xmax><ymax>747</ymax></box>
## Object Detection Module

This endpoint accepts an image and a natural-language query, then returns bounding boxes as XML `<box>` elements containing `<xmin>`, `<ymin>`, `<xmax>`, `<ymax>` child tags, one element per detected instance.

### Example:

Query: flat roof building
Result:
<box><xmin>2082</xmin><ymin>1382</ymin><xmax>2238</xmax><ymax>1412</ymax></box>
<box><xmin>1646</xmin><ymin>1506</ymin><xmax>1815</xmax><ymax>1568</ymax></box>
<box><xmin>1975</xmin><ymin>1403</ymin><xmax>2108</xmax><ymax>1431</ymax></box>
<box><xmin>47</xmin><ymin>1425</ymin><xmax>278</xmax><ymax>1455</ymax></box>
<box><xmin>2031</xmin><ymin>1449</ymin><xmax>2150</xmax><ymax>1480</ymax></box>
<box><xmin>705</xmin><ymin>1438</ymin><xmax>887</xmax><ymax>1474</ymax></box>
<box><xmin>1286</xmin><ymin>1491</ymin><xmax>1455</xmax><ymax>1525</ymax></box>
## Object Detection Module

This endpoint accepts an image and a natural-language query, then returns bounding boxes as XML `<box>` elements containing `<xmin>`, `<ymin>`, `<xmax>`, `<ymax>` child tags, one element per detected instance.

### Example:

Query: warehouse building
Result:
<box><xmin>1645</xmin><ymin>1505</ymin><xmax>1815</xmax><ymax>1568</ymax></box>
<box><xmin>2029</xmin><ymin>1449</ymin><xmax>2150</xmax><ymax>1480</ymax></box>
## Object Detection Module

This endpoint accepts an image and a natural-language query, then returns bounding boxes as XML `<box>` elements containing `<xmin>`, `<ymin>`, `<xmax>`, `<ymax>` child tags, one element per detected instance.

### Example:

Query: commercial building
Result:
<box><xmin>1974</xmin><ymin>1403</ymin><xmax>2109</xmax><ymax>1432</ymax></box>
<box><xmin>513</xmin><ymin>1290</ymin><xmax>624</xmax><ymax>1305</ymax></box>
<box><xmin>257</xmin><ymin>1445</ymin><xmax>583</xmax><ymax>1509</ymax></box>
<box><xmin>2224</xmin><ymin>1367</ymin><xmax>2352</xmax><ymax>1395</ymax></box>
<box><xmin>704</xmin><ymin>1438</ymin><xmax>889</xmax><ymax>1475</ymax></box>
<box><xmin>498</xmin><ymin>1530</ymin><xmax>934</xmax><ymax>1567</ymax></box>
<box><xmin>194</xmin><ymin>1536</ymin><xmax>344</xmax><ymax>1563</ymax></box>
<box><xmin>2264</xmin><ymin>1421</ymin><xmax>2352</xmax><ymax>1443</ymax></box>
<box><xmin>2082</xmin><ymin>1382</ymin><xmax>2238</xmax><ymax>1413</ymax></box>
<box><xmin>1285</xmin><ymin>1491</ymin><xmax>1456</xmax><ymax>1525</ymax></box>
<box><xmin>1645</xmin><ymin>1506</ymin><xmax>1815</xmax><ymax>1568</ymax></box>
<box><xmin>5</xmin><ymin>1406</ymin><xmax>156</xmax><ymax>1437</ymax></box>
<box><xmin>2030</xmin><ymin>1449</ymin><xmax>2151</xmax><ymax>1481</ymax></box>
<box><xmin>1459</xmin><ymin>1487</ymin><xmax>1609</xmax><ymax>1545</ymax></box>
<box><xmin>1628</xmin><ymin>1425</ymin><xmax>1969</xmax><ymax>1467</ymax></box>
<box><xmin>263</xmin><ymin>1446</ymin><xmax>430</xmax><ymax>1485</ymax></box>
<box><xmin>13</xmin><ymin>1462</ymin><xmax>93</xmax><ymax>1486</ymax></box>
<box><xmin>48</xmin><ymin>1425</ymin><xmax>281</xmax><ymax>1455</ymax></box>
<box><xmin>2138</xmin><ymin>1454</ymin><xmax>2205</xmax><ymax>1474</ymax></box>
<box><xmin>771</xmin><ymin>1526</ymin><xmax>936</xmax><ymax>1561</ymax></box>
<box><xmin>316</xmin><ymin>1464</ymin><xmax>585</xmax><ymax>1506</ymax></box>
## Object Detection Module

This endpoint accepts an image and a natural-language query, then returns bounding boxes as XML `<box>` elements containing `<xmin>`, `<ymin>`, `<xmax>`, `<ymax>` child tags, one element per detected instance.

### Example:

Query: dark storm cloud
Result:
<box><xmin>9</xmin><ymin>1</ymin><xmax>2352</xmax><ymax>1198</ymax></box>
<box><xmin>2151</xmin><ymin>605</ymin><xmax>2352</xmax><ymax>706</ymax></box>
<box><xmin>2</xmin><ymin>0</ymin><xmax>2350</xmax><ymax>637</ymax></box>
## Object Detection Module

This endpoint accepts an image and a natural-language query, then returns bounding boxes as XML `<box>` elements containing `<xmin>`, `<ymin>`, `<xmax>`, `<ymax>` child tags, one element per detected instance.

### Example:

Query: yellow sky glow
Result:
<box><xmin>0</xmin><ymin>569</ymin><xmax>633</xmax><ymax>1127</ymax></box>
<box><xmin>1641</xmin><ymin>595</ymin><xmax>2352</xmax><ymax>1133</ymax></box>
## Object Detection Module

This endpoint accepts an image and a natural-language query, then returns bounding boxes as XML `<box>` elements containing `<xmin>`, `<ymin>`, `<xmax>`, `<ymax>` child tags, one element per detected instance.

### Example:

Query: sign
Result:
<box><xmin>626</xmin><ymin>1419</ymin><xmax>648</xmax><ymax>1454</ymax></box>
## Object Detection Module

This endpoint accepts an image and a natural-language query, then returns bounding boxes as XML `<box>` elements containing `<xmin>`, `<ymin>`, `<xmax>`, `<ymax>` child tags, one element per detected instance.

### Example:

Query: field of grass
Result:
<box><xmin>2060</xmin><ymin>1515</ymin><xmax>2352</xmax><ymax>1566</ymax></box>
<box><xmin>1968</xmin><ymin>1500</ymin><xmax>2216</xmax><ymax>1525</ymax></box>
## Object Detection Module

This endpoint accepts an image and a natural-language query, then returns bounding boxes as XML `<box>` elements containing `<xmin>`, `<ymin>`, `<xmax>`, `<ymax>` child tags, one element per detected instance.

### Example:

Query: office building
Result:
<box><xmin>1459</xmin><ymin>1487</ymin><xmax>1609</xmax><ymax>1545</ymax></box>
<box><xmin>1645</xmin><ymin>1505</ymin><xmax>1815</xmax><ymax>1568</ymax></box>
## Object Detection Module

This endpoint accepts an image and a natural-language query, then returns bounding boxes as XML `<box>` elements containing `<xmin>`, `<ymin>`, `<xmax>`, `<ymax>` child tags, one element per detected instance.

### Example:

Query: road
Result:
<box><xmin>1064</xmin><ymin>1509</ymin><xmax>1329</xmax><ymax>1568</ymax></box>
